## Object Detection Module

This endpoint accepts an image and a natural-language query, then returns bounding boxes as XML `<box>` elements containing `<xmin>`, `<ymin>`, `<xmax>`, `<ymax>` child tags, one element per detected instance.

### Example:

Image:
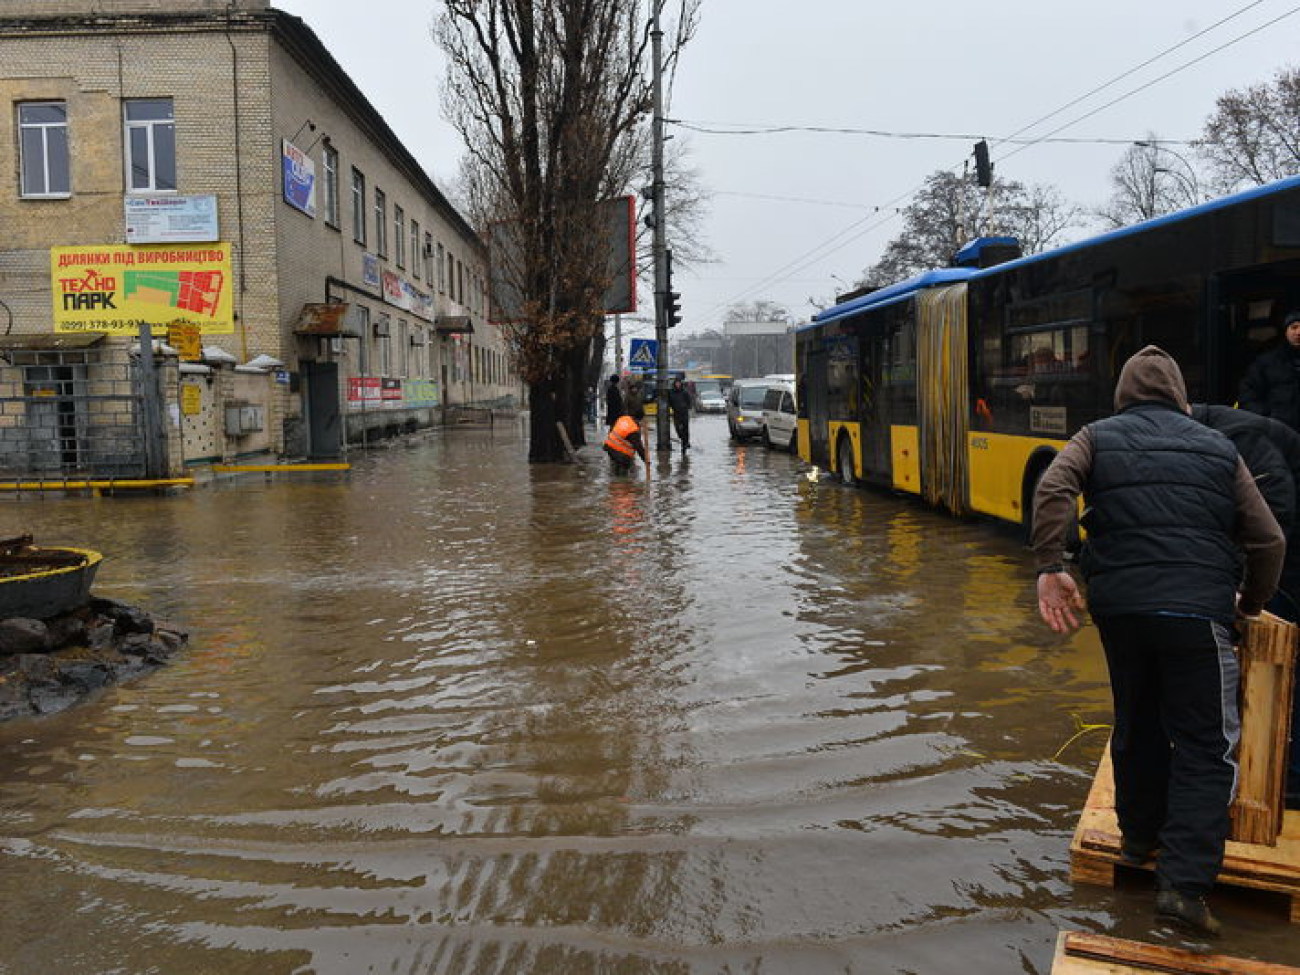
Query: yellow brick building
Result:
<box><xmin>0</xmin><ymin>0</ymin><xmax>518</xmax><ymax>471</ymax></box>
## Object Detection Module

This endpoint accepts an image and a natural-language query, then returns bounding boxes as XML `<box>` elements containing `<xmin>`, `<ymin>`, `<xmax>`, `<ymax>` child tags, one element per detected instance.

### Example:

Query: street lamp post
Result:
<box><xmin>649</xmin><ymin>3</ymin><xmax>670</xmax><ymax>451</ymax></box>
<box><xmin>1134</xmin><ymin>140</ymin><xmax>1200</xmax><ymax>204</ymax></box>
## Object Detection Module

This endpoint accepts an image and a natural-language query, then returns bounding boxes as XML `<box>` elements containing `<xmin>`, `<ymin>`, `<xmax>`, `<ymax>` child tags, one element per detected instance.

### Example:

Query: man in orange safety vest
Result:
<box><xmin>603</xmin><ymin>407</ymin><xmax>647</xmax><ymax>476</ymax></box>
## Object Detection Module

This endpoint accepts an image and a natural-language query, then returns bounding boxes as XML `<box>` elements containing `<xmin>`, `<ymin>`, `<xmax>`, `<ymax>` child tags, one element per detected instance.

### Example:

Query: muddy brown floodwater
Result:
<box><xmin>0</xmin><ymin>414</ymin><xmax>1297</xmax><ymax>974</ymax></box>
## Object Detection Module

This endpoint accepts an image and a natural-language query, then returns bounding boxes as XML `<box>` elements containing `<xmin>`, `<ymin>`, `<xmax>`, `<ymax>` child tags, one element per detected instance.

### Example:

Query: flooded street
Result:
<box><xmin>1</xmin><ymin>414</ymin><xmax>1296</xmax><ymax>974</ymax></box>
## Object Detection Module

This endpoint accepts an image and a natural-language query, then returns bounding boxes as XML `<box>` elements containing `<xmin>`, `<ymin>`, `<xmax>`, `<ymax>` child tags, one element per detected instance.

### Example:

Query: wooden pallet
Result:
<box><xmin>1070</xmin><ymin>748</ymin><xmax>1300</xmax><ymax>922</ymax></box>
<box><xmin>1052</xmin><ymin>930</ymin><xmax>1300</xmax><ymax>974</ymax></box>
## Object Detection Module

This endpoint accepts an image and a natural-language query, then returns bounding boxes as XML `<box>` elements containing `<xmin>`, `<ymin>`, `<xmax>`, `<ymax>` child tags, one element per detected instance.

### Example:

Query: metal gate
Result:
<box><xmin>0</xmin><ymin>341</ymin><xmax>149</xmax><ymax>478</ymax></box>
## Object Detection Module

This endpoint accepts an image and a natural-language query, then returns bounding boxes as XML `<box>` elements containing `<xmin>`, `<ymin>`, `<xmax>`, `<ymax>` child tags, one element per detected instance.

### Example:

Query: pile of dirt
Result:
<box><xmin>0</xmin><ymin>597</ymin><xmax>187</xmax><ymax>720</ymax></box>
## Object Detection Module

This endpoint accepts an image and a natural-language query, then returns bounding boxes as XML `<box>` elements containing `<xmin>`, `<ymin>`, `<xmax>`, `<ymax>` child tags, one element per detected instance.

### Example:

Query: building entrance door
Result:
<box><xmin>303</xmin><ymin>361</ymin><xmax>342</xmax><ymax>459</ymax></box>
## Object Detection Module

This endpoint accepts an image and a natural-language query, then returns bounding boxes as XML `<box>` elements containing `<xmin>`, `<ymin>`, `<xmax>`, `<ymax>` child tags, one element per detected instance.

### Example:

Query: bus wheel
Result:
<box><xmin>838</xmin><ymin>436</ymin><xmax>857</xmax><ymax>486</ymax></box>
<box><xmin>1023</xmin><ymin>462</ymin><xmax>1079</xmax><ymax>551</ymax></box>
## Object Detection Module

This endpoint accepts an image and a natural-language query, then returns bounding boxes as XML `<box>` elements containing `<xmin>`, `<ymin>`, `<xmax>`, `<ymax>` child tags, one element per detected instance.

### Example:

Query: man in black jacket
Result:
<box><xmin>1192</xmin><ymin>402</ymin><xmax>1300</xmax><ymax>810</ymax></box>
<box><xmin>1239</xmin><ymin>310</ymin><xmax>1300</xmax><ymax>431</ymax></box>
<box><xmin>1033</xmin><ymin>346</ymin><xmax>1284</xmax><ymax>937</ymax></box>
<box><xmin>667</xmin><ymin>378</ymin><xmax>692</xmax><ymax>453</ymax></box>
<box><xmin>604</xmin><ymin>374</ymin><xmax>624</xmax><ymax>430</ymax></box>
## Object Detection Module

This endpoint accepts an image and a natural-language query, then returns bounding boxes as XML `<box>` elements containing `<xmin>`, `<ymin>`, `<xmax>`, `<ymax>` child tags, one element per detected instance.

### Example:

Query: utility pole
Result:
<box><xmin>650</xmin><ymin>0</ymin><xmax>670</xmax><ymax>452</ymax></box>
<box><xmin>614</xmin><ymin>314</ymin><xmax>624</xmax><ymax>373</ymax></box>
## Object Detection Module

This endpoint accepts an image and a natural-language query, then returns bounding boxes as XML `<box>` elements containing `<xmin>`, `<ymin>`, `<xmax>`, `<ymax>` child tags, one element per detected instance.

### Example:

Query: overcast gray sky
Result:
<box><xmin>275</xmin><ymin>1</ymin><xmax>1300</xmax><ymax>339</ymax></box>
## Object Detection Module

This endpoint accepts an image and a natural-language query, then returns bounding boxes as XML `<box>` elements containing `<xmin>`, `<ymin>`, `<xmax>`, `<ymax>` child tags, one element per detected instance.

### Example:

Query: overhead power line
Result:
<box><xmin>991</xmin><ymin>0</ymin><xmax>1268</xmax><ymax>151</ymax></box>
<box><xmin>996</xmin><ymin>2</ymin><xmax>1300</xmax><ymax>166</ymax></box>
<box><xmin>699</xmin><ymin>1</ymin><xmax>1299</xmax><ymax>322</ymax></box>
<box><xmin>672</xmin><ymin>122</ymin><xmax>1192</xmax><ymax>146</ymax></box>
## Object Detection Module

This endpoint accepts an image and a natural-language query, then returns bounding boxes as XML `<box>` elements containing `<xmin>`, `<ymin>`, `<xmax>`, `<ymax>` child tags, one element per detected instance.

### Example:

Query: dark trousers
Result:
<box><xmin>604</xmin><ymin>444</ymin><xmax>634</xmax><ymax>475</ymax></box>
<box><xmin>672</xmin><ymin>413</ymin><xmax>689</xmax><ymax>449</ymax></box>
<box><xmin>1095</xmin><ymin>614</ymin><xmax>1240</xmax><ymax>896</ymax></box>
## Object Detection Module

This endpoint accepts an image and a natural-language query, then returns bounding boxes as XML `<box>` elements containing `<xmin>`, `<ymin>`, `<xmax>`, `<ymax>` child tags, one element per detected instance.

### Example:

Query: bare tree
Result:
<box><xmin>858</xmin><ymin>170</ymin><xmax>1079</xmax><ymax>288</ymax></box>
<box><xmin>1196</xmin><ymin>66</ymin><xmax>1300</xmax><ymax>194</ymax></box>
<box><xmin>1096</xmin><ymin>137</ymin><xmax>1201</xmax><ymax>229</ymax></box>
<box><xmin>436</xmin><ymin>0</ymin><xmax>698</xmax><ymax>461</ymax></box>
<box><xmin>724</xmin><ymin>299</ymin><xmax>791</xmax><ymax>325</ymax></box>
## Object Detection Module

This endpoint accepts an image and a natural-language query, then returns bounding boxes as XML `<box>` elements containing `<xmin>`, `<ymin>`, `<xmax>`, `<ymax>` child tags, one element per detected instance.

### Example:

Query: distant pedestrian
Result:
<box><xmin>604</xmin><ymin>374</ymin><xmax>623</xmax><ymax>429</ymax></box>
<box><xmin>623</xmin><ymin>377</ymin><xmax>645</xmax><ymax>419</ymax></box>
<box><xmin>668</xmin><ymin>377</ymin><xmax>692</xmax><ymax>453</ymax></box>
<box><xmin>1239</xmin><ymin>310</ymin><xmax>1300</xmax><ymax>431</ymax></box>
<box><xmin>1033</xmin><ymin>345</ymin><xmax>1284</xmax><ymax>938</ymax></box>
<box><xmin>603</xmin><ymin>407</ymin><xmax>647</xmax><ymax>476</ymax></box>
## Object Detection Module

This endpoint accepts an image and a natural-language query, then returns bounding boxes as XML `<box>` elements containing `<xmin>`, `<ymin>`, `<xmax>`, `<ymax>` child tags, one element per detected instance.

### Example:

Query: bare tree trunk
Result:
<box><xmin>528</xmin><ymin>379</ymin><xmax>564</xmax><ymax>462</ymax></box>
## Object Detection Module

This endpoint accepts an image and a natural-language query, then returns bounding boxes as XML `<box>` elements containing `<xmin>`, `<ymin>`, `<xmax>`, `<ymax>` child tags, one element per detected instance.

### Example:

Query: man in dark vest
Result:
<box><xmin>1032</xmin><ymin>346</ymin><xmax>1284</xmax><ymax>937</ymax></box>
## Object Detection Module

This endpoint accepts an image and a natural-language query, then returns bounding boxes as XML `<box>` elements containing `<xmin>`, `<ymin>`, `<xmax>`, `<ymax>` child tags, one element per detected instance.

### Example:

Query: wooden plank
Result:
<box><xmin>555</xmin><ymin>422</ymin><xmax>579</xmax><ymax>464</ymax></box>
<box><xmin>1054</xmin><ymin>930</ymin><xmax>1300</xmax><ymax>974</ymax></box>
<box><xmin>1232</xmin><ymin>613</ymin><xmax>1297</xmax><ymax>845</ymax></box>
<box><xmin>1071</xmin><ymin>743</ymin><xmax>1300</xmax><ymax>920</ymax></box>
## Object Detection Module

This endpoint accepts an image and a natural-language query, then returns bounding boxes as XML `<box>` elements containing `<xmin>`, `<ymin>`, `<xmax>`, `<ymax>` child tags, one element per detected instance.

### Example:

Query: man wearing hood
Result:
<box><xmin>1240</xmin><ymin>311</ymin><xmax>1300</xmax><ymax>432</ymax></box>
<box><xmin>1032</xmin><ymin>346</ymin><xmax>1285</xmax><ymax>937</ymax></box>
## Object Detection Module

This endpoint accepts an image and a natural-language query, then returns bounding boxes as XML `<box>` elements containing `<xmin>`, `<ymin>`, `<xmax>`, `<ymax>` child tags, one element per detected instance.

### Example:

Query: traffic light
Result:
<box><xmin>640</xmin><ymin>183</ymin><xmax>656</xmax><ymax>228</ymax></box>
<box><xmin>973</xmin><ymin>140</ymin><xmax>992</xmax><ymax>188</ymax></box>
<box><xmin>666</xmin><ymin>289</ymin><xmax>682</xmax><ymax>328</ymax></box>
<box><xmin>664</xmin><ymin>247</ymin><xmax>682</xmax><ymax>328</ymax></box>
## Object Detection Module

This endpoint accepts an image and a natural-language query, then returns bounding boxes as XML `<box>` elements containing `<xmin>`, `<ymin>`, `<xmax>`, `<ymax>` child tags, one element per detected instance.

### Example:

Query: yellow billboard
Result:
<box><xmin>51</xmin><ymin>243</ymin><xmax>234</xmax><ymax>334</ymax></box>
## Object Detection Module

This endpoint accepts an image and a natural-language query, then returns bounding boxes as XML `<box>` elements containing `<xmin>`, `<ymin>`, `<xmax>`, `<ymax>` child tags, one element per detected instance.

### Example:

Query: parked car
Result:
<box><xmin>691</xmin><ymin>378</ymin><xmax>727</xmax><ymax>413</ymax></box>
<box><xmin>761</xmin><ymin>380</ymin><xmax>797</xmax><ymax>451</ymax></box>
<box><xmin>726</xmin><ymin>378</ymin><xmax>774</xmax><ymax>441</ymax></box>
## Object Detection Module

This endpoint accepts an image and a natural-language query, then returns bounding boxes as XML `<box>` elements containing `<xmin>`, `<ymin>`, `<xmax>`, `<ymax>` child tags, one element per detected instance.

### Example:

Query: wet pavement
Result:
<box><xmin>0</xmin><ymin>413</ymin><xmax>1297</xmax><ymax>974</ymax></box>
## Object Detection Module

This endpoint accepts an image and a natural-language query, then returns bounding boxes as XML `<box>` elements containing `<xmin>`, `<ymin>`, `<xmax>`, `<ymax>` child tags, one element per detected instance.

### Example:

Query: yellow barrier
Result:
<box><xmin>0</xmin><ymin>478</ymin><xmax>194</xmax><ymax>491</ymax></box>
<box><xmin>210</xmin><ymin>464</ymin><xmax>350</xmax><ymax>473</ymax></box>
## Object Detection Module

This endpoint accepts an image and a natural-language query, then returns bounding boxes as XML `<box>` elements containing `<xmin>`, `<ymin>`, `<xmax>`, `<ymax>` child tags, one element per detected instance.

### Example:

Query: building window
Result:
<box><xmin>18</xmin><ymin>101</ymin><xmax>70</xmax><ymax>198</ymax></box>
<box><xmin>436</xmin><ymin>243</ymin><xmax>446</xmax><ymax>293</ymax></box>
<box><xmin>351</xmin><ymin>168</ymin><xmax>366</xmax><ymax>244</ymax></box>
<box><xmin>374</xmin><ymin>187</ymin><xmax>388</xmax><ymax>258</ymax></box>
<box><xmin>410</xmin><ymin>220</ymin><xmax>421</xmax><ymax>280</ymax></box>
<box><xmin>394</xmin><ymin>205</ymin><xmax>406</xmax><ymax>268</ymax></box>
<box><xmin>322</xmin><ymin>143</ymin><xmax>339</xmax><ymax>228</ymax></box>
<box><xmin>397</xmin><ymin>320</ymin><xmax>407</xmax><ymax>377</ymax></box>
<box><xmin>124</xmin><ymin>98</ymin><xmax>176</xmax><ymax>192</ymax></box>
<box><xmin>448</xmin><ymin>253</ymin><xmax>456</xmax><ymax>302</ymax></box>
<box><xmin>424</xmin><ymin>232</ymin><xmax>434</xmax><ymax>284</ymax></box>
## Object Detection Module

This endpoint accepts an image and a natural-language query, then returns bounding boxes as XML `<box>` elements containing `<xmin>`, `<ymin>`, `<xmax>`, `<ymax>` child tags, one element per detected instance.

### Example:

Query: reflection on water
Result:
<box><xmin>0</xmin><ymin>416</ymin><xmax>1293</xmax><ymax>973</ymax></box>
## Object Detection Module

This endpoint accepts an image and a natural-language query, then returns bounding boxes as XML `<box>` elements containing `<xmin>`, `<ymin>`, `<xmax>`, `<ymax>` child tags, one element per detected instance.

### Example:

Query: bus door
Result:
<box><xmin>1208</xmin><ymin>263</ymin><xmax>1300</xmax><ymax>403</ymax></box>
<box><xmin>859</xmin><ymin>326</ymin><xmax>891</xmax><ymax>481</ymax></box>
<box><xmin>805</xmin><ymin>345</ymin><xmax>829</xmax><ymax>465</ymax></box>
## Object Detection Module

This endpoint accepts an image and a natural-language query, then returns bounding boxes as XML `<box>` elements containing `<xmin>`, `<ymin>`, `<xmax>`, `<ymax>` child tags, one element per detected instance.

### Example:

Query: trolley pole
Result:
<box><xmin>650</xmin><ymin>1</ymin><xmax>671</xmax><ymax>452</ymax></box>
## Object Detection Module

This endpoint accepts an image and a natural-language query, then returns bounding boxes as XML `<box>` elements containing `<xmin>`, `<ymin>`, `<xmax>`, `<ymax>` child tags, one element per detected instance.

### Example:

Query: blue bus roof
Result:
<box><xmin>804</xmin><ymin>267</ymin><xmax>975</xmax><ymax>329</ymax></box>
<box><xmin>800</xmin><ymin>174</ymin><xmax>1300</xmax><ymax>333</ymax></box>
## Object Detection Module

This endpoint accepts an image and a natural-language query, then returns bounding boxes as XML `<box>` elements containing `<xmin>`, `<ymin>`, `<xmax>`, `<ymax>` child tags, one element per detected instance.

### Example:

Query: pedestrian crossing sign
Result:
<box><xmin>629</xmin><ymin>338</ymin><xmax>657</xmax><ymax>369</ymax></box>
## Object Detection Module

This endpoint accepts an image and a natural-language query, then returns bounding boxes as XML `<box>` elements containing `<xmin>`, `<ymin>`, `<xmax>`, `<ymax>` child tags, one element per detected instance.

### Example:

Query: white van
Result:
<box><xmin>726</xmin><ymin>378</ymin><xmax>773</xmax><ymax>441</ymax></box>
<box><xmin>760</xmin><ymin>380</ymin><xmax>796</xmax><ymax>451</ymax></box>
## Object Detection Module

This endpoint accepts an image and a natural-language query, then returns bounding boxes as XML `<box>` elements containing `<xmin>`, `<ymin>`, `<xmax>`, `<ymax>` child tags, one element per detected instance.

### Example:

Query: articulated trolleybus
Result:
<box><xmin>795</xmin><ymin>175</ymin><xmax>1300</xmax><ymax>530</ymax></box>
